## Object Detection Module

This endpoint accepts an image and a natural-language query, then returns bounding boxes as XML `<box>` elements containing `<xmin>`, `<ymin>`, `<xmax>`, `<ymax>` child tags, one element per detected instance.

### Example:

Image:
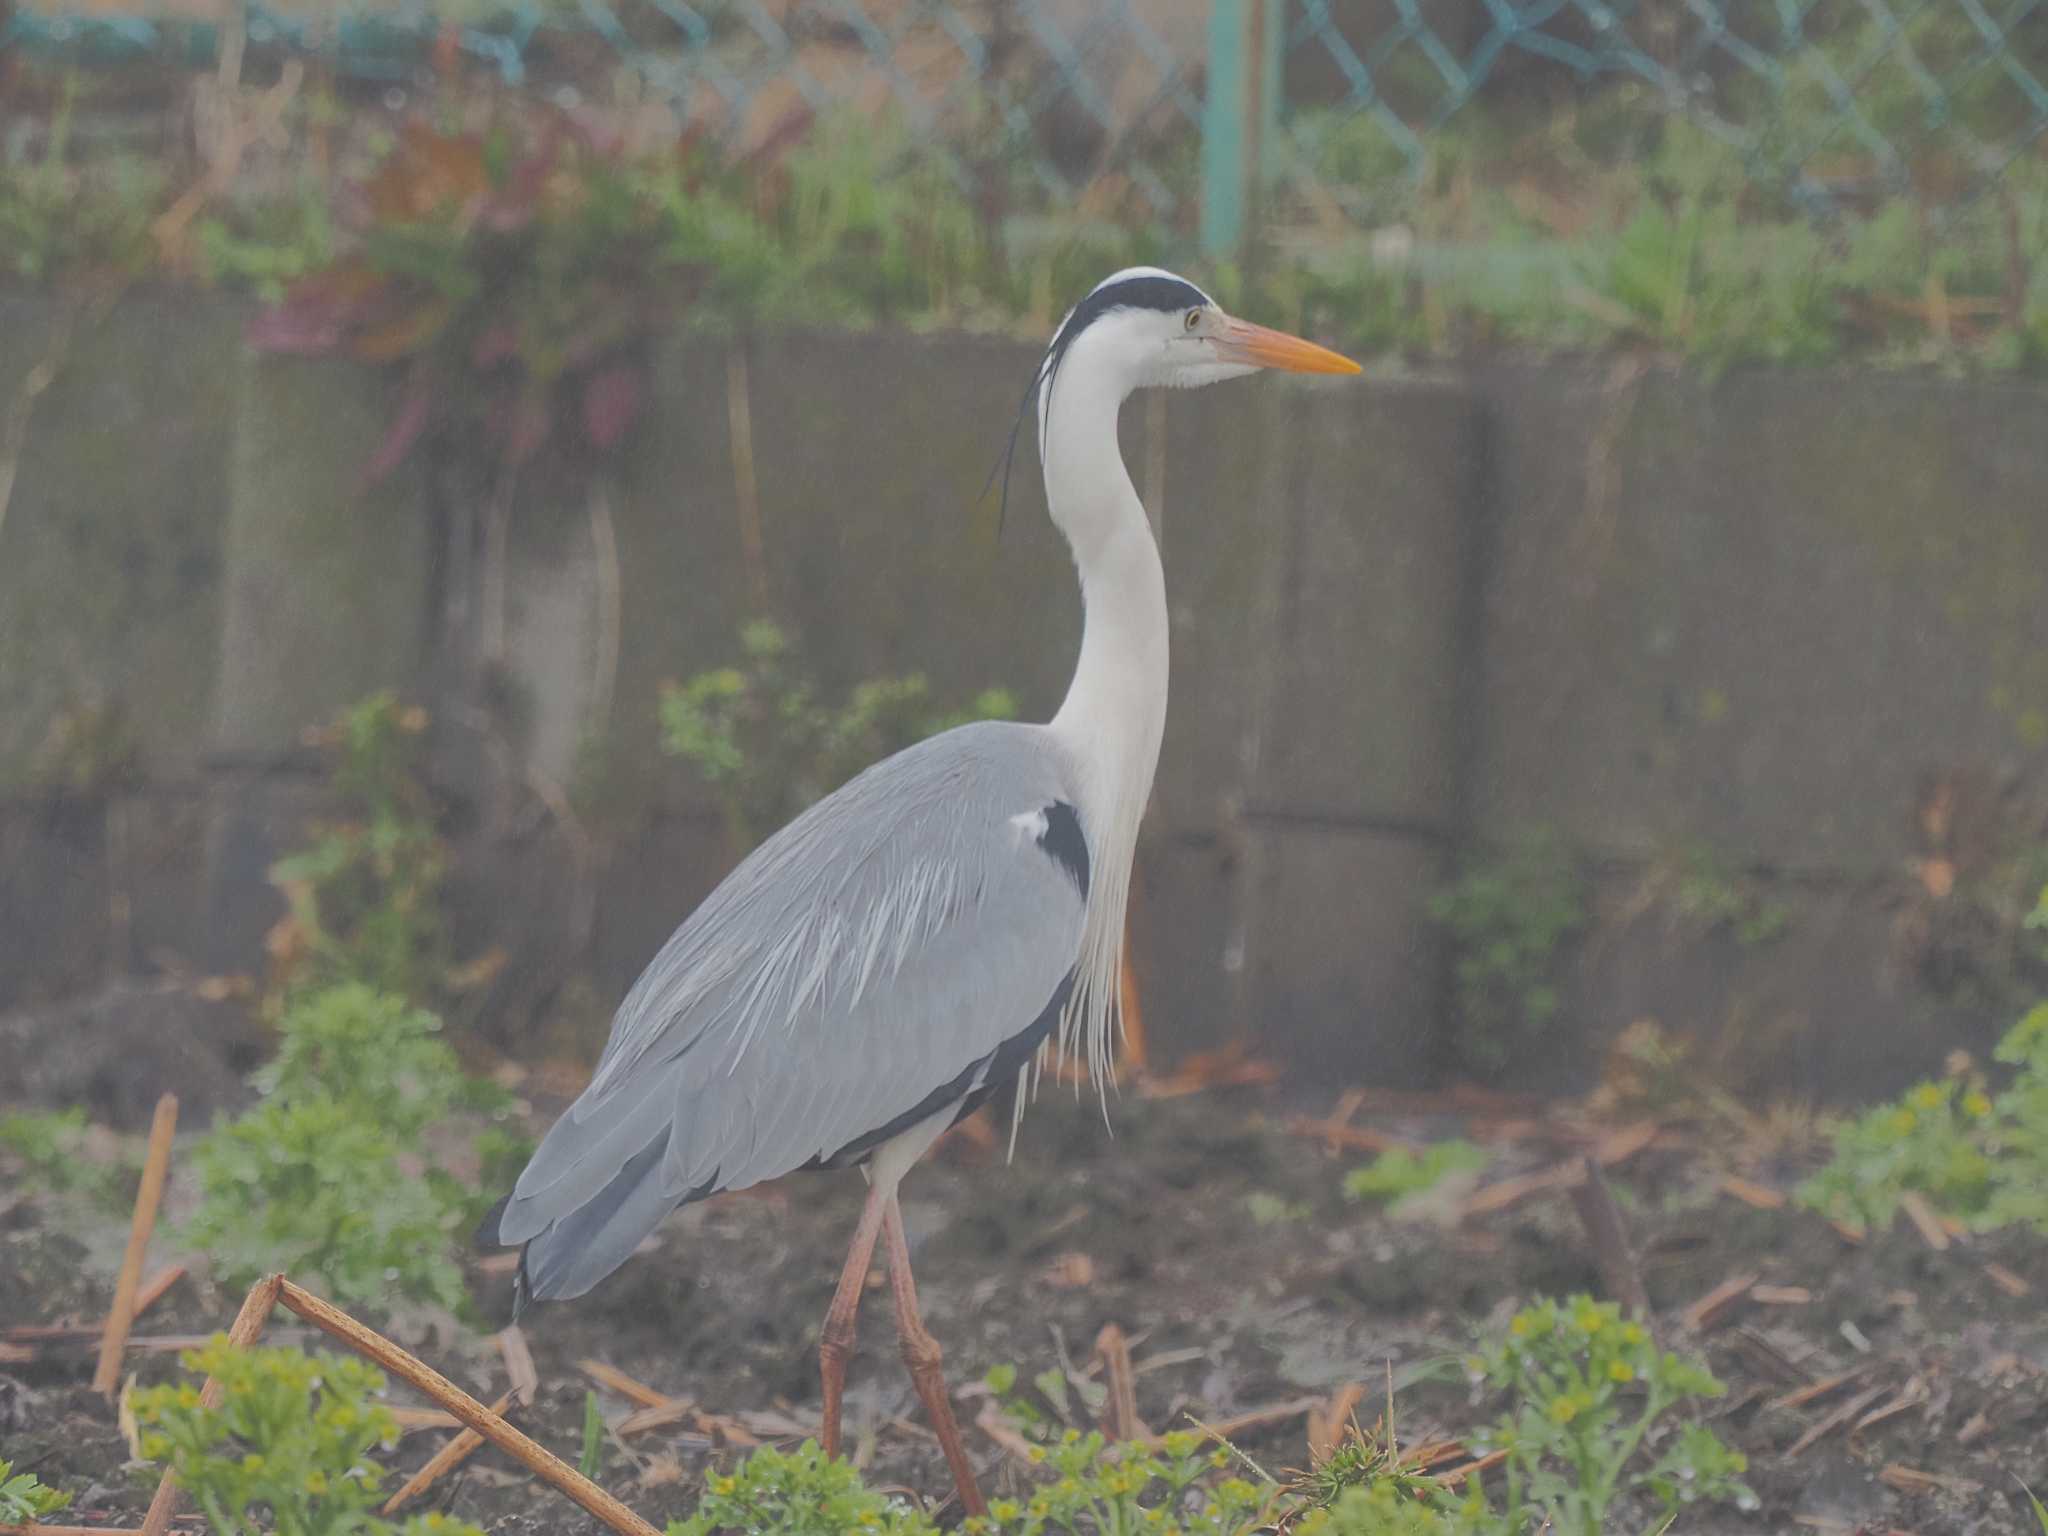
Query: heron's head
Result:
<box><xmin>1043</xmin><ymin>266</ymin><xmax>1361</xmax><ymax>401</ymax></box>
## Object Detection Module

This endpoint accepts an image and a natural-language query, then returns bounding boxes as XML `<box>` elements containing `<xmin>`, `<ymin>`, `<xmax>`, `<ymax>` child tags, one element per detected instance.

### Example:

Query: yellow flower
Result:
<box><xmin>1209</xmin><ymin>1448</ymin><xmax>1232</xmax><ymax>1469</ymax></box>
<box><xmin>1510</xmin><ymin>1315</ymin><xmax>1529</xmax><ymax>1336</ymax></box>
<box><xmin>709</xmin><ymin>1475</ymin><xmax>738</xmax><ymax>1497</ymax></box>
<box><xmin>1620</xmin><ymin>1322</ymin><xmax>1646</xmax><ymax>1346</ymax></box>
<box><xmin>1548</xmin><ymin>1395</ymin><xmax>1582</xmax><ymax>1424</ymax></box>
<box><xmin>1909</xmin><ymin>1083</ymin><xmax>1945</xmax><ymax>1112</ymax></box>
<box><xmin>1608</xmin><ymin>1361</ymin><xmax>1635</xmax><ymax>1383</ymax></box>
<box><xmin>304</xmin><ymin>1471</ymin><xmax>329</xmax><ymax>1495</ymax></box>
<box><xmin>1964</xmin><ymin>1090</ymin><xmax>1993</xmax><ymax>1118</ymax></box>
<box><xmin>1889</xmin><ymin>1109</ymin><xmax>1918</xmax><ymax>1136</ymax></box>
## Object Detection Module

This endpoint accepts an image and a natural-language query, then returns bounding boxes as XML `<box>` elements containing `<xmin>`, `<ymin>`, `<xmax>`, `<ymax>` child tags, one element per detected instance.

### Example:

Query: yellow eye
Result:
<box><xmin>1184</xmin><ymin>307</ymin><xmax>1201</xmax><ymax>330</ymax></box>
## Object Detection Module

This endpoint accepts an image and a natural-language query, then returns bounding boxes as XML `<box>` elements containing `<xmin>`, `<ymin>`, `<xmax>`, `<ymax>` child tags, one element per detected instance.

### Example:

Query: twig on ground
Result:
<box><xmin>974</xmin><ymin>1402</ymin><xmax>1040</xmax><ymax>1465</ymax></box>
<box><xmin>580</xmin><ymin>1360</ymin><xmax>673</xmax><ymax>1410</ymax></box>
<box><xmin>1160</xmin><ymin>1397</ymin><xmax>1321</xmax><ymax>1449</ymax></box>
<box><xmin>1719</xmin><ymin>1175</ymin><xmax>1788</xmax><ymax>1210</ymax></box>
<box><xmin>1566</xmin><ymin>1156</ymin><xmax>1649</xmax><ymax>1318</ymax></box>
<box><xmin>1434</xmin><ymin>1449</ymin><xmax>1508</xmax><ymax>1486</ymax></box>
<box><xmin>1983</xmin><ymin>1262</ymin><xmax>2030</xmax><ymax>1298</ymax></box>
<box><xmin>273</xmin><ymin>1280</ymin><xmax>659</xmax><ymax>1534</ymax></box>
<box><xmin>496</xmin><ymin>1326</ymin><xmax>539</xmax><ymax>1408</ymax></box>
<box><xmin>381</xmin><ymin>1390</ymin><xmax>518</xmax><ymax>1515</ymax></box>
<box><xmin>95</xmin><ymin>1094</ymin><xmax>178</xmax><ymax>1396</ymax></box>
<box><xmin>1750</xmin><ymin>1285</ymin><xmax>1814</xmax><ymax>1306</ymax></box>
<box><xmin>617</xmin><ymin>1399</ymin><xmax>697</xmax><ymax>1437</ymax></box>
<box><xmin>1784</xmin><ymin>1382</ymin><xmax>1891</xmax><ymax>1457</ymax></box>
<box><xmin>1766</xmin><ymin>1368</ymin><xmax>1873</xmax><ymax>1413</ymax></box>
<box><xmin>1093</xmin><ymin>1324</ymin><xmax>1142</xmax><ymax>1442</ymax></box>
<box><xmin>1896</xmin><ymin>1192</ymin><xmax>1952</xmax><ymax>1251</ymax></box>
<box><xmin>1680</xmin><ymin>1272</ymin><xmax>1757</xmax><ymax>1333</ymax></box>
<box><xmin>141</xmin><ymin>1274</ymin><xmax>283</xmax><ymax>1536</ymax></box>
<box><xmin>1283</xmin><ymin>1116</ymin><xmax>1411</xmax><ymax>1156</ymax></box>
<box><xmin>1878</xmin><ymin>1461</ymin><xmax>1979</xmax><ymax>1496</ymax></box>
<box><xmin>1307</xmin><ymin>1383</ymin><xmax>1364</xmax><ymax>1465</ymax></box>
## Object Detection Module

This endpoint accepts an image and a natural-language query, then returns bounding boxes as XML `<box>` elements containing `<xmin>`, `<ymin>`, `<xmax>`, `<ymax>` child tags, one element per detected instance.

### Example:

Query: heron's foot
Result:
<box><xmin>898</xmin><ymin>1325</ymin><xmax>986</xmax><ymax>1517</ymax></box>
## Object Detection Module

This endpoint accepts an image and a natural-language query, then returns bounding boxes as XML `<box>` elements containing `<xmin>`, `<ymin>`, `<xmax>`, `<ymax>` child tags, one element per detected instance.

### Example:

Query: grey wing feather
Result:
<box><xmin>496</xmin><ymin>720</ymin><xmax>1086</xmax><ymax>1299</ymax></box>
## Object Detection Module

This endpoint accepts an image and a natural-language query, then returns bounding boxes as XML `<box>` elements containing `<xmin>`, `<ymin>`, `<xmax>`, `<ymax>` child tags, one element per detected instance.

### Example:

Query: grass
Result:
<box><xmin>6</xmin><ymin>60</ymin><xmax>2048</xmax><ymax>373</ymax></box>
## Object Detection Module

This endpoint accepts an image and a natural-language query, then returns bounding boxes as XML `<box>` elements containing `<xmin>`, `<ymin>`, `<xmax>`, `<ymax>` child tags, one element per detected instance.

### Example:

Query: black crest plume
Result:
<box><xmin>980</xmin><ymin>272</ymin><xmax>1210</xmax><ymax>536</ymax></box>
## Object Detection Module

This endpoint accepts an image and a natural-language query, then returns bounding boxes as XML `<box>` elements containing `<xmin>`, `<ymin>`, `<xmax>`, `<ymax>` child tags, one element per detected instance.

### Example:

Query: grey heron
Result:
<box><xmin>487</xmin><ymin>268</ymin><xmax>1359</xmax><ymax>1514</ymax></box>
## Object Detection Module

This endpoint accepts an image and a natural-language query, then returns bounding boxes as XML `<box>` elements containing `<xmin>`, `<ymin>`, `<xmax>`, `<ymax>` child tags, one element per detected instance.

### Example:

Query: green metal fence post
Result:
<box><xmin>1201</xmin><ymin>0</ymin><xmax>1250</xmax><ymax>257</ymax></box>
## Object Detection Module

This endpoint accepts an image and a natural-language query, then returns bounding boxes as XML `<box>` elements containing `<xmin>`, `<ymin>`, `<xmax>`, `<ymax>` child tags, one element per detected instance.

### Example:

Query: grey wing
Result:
<box><xmin>495</xmin><ymin>720</ymin><xmax>1088</xmax><ymax>1302</ymax></box>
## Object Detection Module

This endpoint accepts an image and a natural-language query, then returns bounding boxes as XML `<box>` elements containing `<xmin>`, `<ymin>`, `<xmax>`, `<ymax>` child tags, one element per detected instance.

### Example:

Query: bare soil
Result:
<box><xmin>4</xmin><ymin>1086</ymin><xmax>2047</xmax><ymax>1534</ymax></box>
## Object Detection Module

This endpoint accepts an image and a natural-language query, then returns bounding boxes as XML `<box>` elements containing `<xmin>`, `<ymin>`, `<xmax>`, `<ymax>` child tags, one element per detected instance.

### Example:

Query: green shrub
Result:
<box><xmin>1431</xmin><ymin>830</ymin><xmax>1587</xmax><ymax>1075</ymax></box>
<box><xmin>0</xmin><ymin>1107</ymin><xmax>133</xmax><ymax>1208</ymax></box>
<box><xmin>668</xmin><ymin>1442</ymin><xmax>938</xmax><ymax>1536</ymax></box>
<box><xmin>183</xmin><ymin>1097</ymin><xmax>471</xmax><ymax>1312</ymax></box>
<box><xmin>1344</xmin><ymin>1141</ymin><xmax>1488</xmax><ymax>1205</ymax></box>
<box><xmin>251</xmin><ymin>983</ymin><xmax>506</xmax><ymax>1138</ymax></box>
<box><xmin>184</xmin><ymin>983</ymin><xmax>514</xmax><ymax>1313</ymax></box>
<box><xmin>133</xmin><ymin>1338</ymin><xmax>485</xmax><ymax>1536</ymax></box>
<box><xmin>270</xmin><ymin>693</ymin><xmax>448</xmax><ymax>1003</ymax></box>
<box><xmin>661</xmin><ymin>620</ymin><xmax>1015</xmax><ymax>849</ymax></box>
<box><xmin>1798</xmin><ymin>1002</ymin><xmax>2048</xmax><ymax>1236</ymax></box>
<box><xmin>1468</xmin><ymin>1296</ymin><xmax>1752</xmax><ymax>1536</ymax></box>
<box><xmin>0</xmin><ymin>1458</ymin><xmax>69</xmax><ymax>1523</ymax></box>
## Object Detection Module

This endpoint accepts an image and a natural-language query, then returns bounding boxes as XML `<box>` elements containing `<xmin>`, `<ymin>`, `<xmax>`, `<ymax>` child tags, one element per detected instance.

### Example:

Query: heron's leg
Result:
<box><xmin>820</xmin><ymin>1182</ymin><xmax>888</xmax><ymax>1461</ymax></box>
<box><xmin>882</xmin><ymin>1193</ymin><xmax>987</xmax><ymax>1517</ymax></box>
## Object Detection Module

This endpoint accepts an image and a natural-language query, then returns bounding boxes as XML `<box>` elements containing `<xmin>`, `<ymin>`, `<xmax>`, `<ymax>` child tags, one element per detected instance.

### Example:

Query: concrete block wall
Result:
<box><xmin>4</xmin><ymin>289</ymin><xmax>2046</xmax><ymax>1099</ymax></box>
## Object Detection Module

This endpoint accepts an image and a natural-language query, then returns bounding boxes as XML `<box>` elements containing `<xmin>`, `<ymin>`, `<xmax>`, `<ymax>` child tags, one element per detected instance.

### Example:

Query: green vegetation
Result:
<box><xmin>1663</xmin><ymin>844</ymin><xmax>1792</xmax><ymax>947</ymax></box>
<box><xmin>0</xmin><ymin>1107</ymin><xmax>134</xmax><ymax>1208</ymax></box>
<box><xmin>1344</xmin><ymin>1140</ymin><xmax>1488</xmax><ymax>1204</ymax></box>
<box><xmin>132</xmin><ymin>1338</ymin><xmax>486</xmax><ymax>1536</ymax></box>
<box><xmin>183</xmin><ymin>983</ymin><xmax>520</xmax><ymax>1314</ymax></box>
<box><xmin>578</xmin><ymin>1389</ymin><xmax>607</xmax><ymax>1480</ymax></box>
<box><xmin>667</xmin><ymin>1442</ymin><xmax>941</xmax><ymax>1536</ymax></box>
<box><xmin>1800</xmin><ymin>1001</ymin><xmax>2048</xmax><ymax>1235</ymax></box>
<box><xmin>269</xmin><ymin>693</ymin><xmax>449</xmax><ymax>1006</ymax></box>
<box><xmin>0</xmin><ymin>1458</ymin><xmax>70</xmax><ymax>1524</ymax></box>
<box><xmin>1431</xmin><ymin>829</ymin><xmax>1588</xmax><ymax>1075</ymax></box>
<box><xmin>0</xmin><ymin>72</ymin><xmax>161</xmax><ymax>283</ymax></box>
<box><xmin>1467</xmin><ymin>1296</ymin><xmax>1752</xmax><ymax>1535</ymax></box>
<box><xmin>661</xmin><ymin>618</ymin><xmax>1016</xmax><ymax>850</ymax></box>
<box><xmin>11</xmin><ymin>55</ymin><xmax>2048</xmax><ymax>370</ymax></box>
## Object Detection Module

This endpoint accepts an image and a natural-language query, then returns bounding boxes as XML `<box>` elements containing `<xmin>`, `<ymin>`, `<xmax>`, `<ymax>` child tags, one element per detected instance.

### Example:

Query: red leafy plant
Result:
<box><xmin>249</xmin><ymin>114</ymin><xmax>671</xmax><ymax>487</ymax></box>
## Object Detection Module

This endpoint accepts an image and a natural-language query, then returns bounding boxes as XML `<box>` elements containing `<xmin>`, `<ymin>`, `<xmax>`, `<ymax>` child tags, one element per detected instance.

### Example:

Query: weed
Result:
<box><xmin>1468</xmin><ymin>1296</ymin><xmax>1753</xmax><ymax>1535</ymax></box>
<box><xmin>661</xmin><ymin>619</ymin><xmax>1015</xmax><ymax>850</ymax></box>
<box><xmin>578</xmin><ymin>1390</ymin><xmax>606</xmax><ymax>1480</ymax></box>
<box><xmin>1245</xmin><ymin>1192</ymin><xmax>1311</xmax><ymax>1227</ymax></box>
<box><xmin>1663</xmin><ymin>845</ymin><xmax>1791</xmax><ymax>947</ymax></box>
<box><xmin>0</xmin><ymin>1458</ymin><xmax>69</xmax><ymax>1523</ymax></box>
<box><xmin>183</xmin><ymin>1095</ymin><xmax>472</xmax><ymax>1313</ymax></box>
<box><xmin>270</xmin><ymin>693</ymin><xmax>449</xmax><ymax>1005</ymax></box>
<box><xmin>132</xmin><ymin>1337</ymin><xmax>486</xmax><ymax>1536</ymax></box>
<box><xmin>1431</xmin><ymin>829</ymin><xmax>1587</xmax><ymax>1075</ymax></box>
<box><xmin>667</xmin><ymin>1442</ymin><xmax>938</xmax><ymax>1536</ymax></box>
<box><xmin>1344</xmin><ymin>1141</ymin><xmax>1488</xmax><ymax>1205</ymax></box>
<box><xmin>0</xmin><ymin>74</ymin><xmax>162</xmax><ymax>283</ymax></box>
<box><xmin>183</xmin><ymin>983</ymin><xmax>514</xmax><ymax>1313</ymax></box>
<box><xmin>0</xmin><ymin>1107</ymin><xmax>134</xmax><ymax>1209</ymax></box>
<box><xmin>1798</xmin><ymin>1001</ymin><xmax>2048</xmax><ymax>1236</ymax></box>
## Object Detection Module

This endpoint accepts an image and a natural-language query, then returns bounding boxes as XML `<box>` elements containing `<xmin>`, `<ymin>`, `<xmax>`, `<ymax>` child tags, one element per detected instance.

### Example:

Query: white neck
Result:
<box><xmin>1039</xmin><ymin>329</ymin><xmax>1169</xmax><ymax>1088</ymax></box>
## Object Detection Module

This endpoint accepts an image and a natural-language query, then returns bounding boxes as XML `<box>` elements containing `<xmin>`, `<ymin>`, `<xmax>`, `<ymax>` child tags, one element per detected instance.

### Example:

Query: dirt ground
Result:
<box><xmin>5</xmin><ymin>1082</ymin><xmax>2047</xmax><ymax>1534</ymax></box>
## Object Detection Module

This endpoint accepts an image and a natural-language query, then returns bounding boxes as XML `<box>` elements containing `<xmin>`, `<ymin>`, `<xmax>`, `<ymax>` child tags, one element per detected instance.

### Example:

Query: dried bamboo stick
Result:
<box><xmin>140</xmin><ymin>1274</ymin><xmax>283</xmax><ymax>1536</ymax></box>
<box><xmin>273</xmin><ymin>1280</ymin><xmax>659</xmax><ymax>1536</ymax></box>
<box><xmin>95</xmin><ymin>1095</ymin><xmax>178</xmax><ymax>1395</ymax></box>
<box><xmin>381</xmin><ymin>1391</ymin><xmax>517</xmax><ymax>1515</ymax></box>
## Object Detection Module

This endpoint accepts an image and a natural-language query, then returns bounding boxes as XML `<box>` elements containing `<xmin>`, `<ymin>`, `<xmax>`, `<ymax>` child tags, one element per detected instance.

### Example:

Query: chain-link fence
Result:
<box><xmin>5</xmin><ymin>0</ymin><xmax>2045</xmax><ymax>245</ymax></box>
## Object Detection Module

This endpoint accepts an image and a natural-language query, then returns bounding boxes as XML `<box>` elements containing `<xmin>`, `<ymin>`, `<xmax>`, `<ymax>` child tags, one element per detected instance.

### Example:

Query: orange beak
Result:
<box><xmin>1214</xmin><ymin>316</ymin><xmax>1362</xmax><ymax>375</ymax></box>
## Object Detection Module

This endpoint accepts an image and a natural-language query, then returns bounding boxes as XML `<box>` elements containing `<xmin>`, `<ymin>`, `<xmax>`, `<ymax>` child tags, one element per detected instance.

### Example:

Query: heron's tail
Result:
<box><xmin>494</xmin><ymin>1126</ymin><xmax>680</xmax><ymax>1312</ymax></box>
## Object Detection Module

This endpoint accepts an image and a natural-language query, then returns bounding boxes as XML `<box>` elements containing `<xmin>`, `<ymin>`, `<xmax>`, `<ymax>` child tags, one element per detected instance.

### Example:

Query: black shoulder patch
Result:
<box><xmin>1038</xmin><ymin>800</ymin><xmax>1090</xmax><ymax>898</ymax></box>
